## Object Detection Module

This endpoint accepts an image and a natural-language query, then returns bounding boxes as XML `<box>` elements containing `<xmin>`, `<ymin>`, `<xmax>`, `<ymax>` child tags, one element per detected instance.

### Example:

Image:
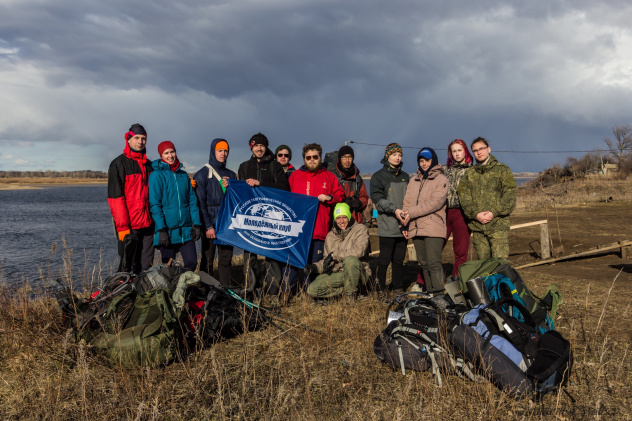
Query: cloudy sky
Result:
<box><xmin>1</xmin><ymin>0</ymin><xmax>631</xmax><ymax>174</ymax></box>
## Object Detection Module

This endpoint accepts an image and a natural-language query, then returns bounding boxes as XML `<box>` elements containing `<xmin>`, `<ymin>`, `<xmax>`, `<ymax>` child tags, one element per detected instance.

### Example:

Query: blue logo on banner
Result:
<box><xmin>215</xmin><ymin>180</ymin><xmax>318</xmax><ymax>268</ymax></box>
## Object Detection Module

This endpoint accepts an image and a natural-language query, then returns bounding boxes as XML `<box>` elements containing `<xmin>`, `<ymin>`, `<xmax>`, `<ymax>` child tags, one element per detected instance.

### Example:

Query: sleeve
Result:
<box><xmin>456</xmin><ymin>170</ymin><xmax>476</xmax><ymax>220</ymax></box>
<box><xmin>327</xmin><ymin>174</ymin><xmax>345</xmax><ymax>206</ymax></box>
<box><xmin>107</xmin><ymin>159</ymin><xmax>131</xmax><ymax>233</ymax></box>
<box><xmin>187</xmin><ymin>176</ymin><xmax>202</xmax><ymax>227</ymax></box>
<box><xmin>237</xmin><ymin>162</ymin><xmax>246</xmax><ymax>181</ymax></box>
<box><xmin>371</xmin><ymin>173</ymin><xmax>397</xmax><ymax>214</ymax></box>
<box><xmin>193</xmin><ymin>168</ymin><xmax>212</xmax><ymax>229</ymax></box>
<box><xmin>357</xmin><ymin>178</ymin><xmax>369</xmax><ymax>211</ymax></box>
<box><xmin>148</xmin><ymin>172</ymin><xmax>168</xmax><ymax>232</ymax></box>
<box><xmin>407</xmin><ymin>176</ymin><xmax>448</xmax><ymax>220</ymax></box>
<box><xmin>490</xmin><ymin>166</ymin><xmax>517</xmax><ymax>217</ymax></box>
<box><xmin>261</xmin><ymin>162</ymin><xmax>290</xmax><ymax>191</ymax></box>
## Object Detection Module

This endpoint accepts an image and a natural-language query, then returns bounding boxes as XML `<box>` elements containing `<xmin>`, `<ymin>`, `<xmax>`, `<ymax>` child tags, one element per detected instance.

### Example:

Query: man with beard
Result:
<box><xmin>332</xmin><ymin>145</ymin><xmax>369</xmax><ymax>224</ymax></box>
<box><xmin>107</xmin><ymin>123</ymin><xmax>155</xmax><ymax>274</ymax></box>
<box><xmin>286</xmin><ymin>143</ymin><xmax>345</xmax><ymax>297</ymax></box>
<box><xmin>237</xmin><ymin>132</ymin><xmax>290</xmax><ymax>292</ymax></box>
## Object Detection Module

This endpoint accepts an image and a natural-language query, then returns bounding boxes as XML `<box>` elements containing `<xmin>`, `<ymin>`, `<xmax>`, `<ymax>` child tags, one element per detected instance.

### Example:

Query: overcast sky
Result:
<box><xmin>1</xmin><ymin>1</ymin><xmax>631</xmax><ymax>174</ymax></box>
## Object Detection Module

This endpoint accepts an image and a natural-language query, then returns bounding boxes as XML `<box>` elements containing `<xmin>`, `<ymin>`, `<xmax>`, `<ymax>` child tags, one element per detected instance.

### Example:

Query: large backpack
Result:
<box><xmin>373</xmin><ymin>294</ymin><xmax>476</xmax><ymax>386</ymax></box>
<box><xmin>133</xmin><ymin>262</ymin><xmax>186</xmax><ymax>294</ymax></box>
<box><xmin>80</xmin><ymin>288</ymin><xmax>182</xmax><ymax>369</ymax></box>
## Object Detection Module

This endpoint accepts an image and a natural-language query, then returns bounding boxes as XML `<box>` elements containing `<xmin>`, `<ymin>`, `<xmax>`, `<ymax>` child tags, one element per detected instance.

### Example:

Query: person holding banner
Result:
<box><xmin>305</xmin><ymin>203</ymin><xmax>370</xmax><ymax>301</ymax></box>
<box><xmin>194</xmin><ymin>138</ymin><xmax>236</xmax><ymax>284</ymax></box>
<box><xmin>287</xmin><ymin>143</ymin><xmax>345</xmax><ymax>292</ymax></box>
<box><xmin>275</xmin><ymin>144</ymin><xmax>296</xmax><ymax>177</ymax></box>
<box><xmin>370</xmin><ymin>143</ymin><xmax>410</xmax><ymax>296</ymax></box>
<box><xmin>149</xmin><ymin>141</ymin><xmax>202</xmax><ymax>271</ymax></box>
<box><xmin>237</xmin><ymin>132</ymin><xmax>290</xmax><ymax>293</ymax></box>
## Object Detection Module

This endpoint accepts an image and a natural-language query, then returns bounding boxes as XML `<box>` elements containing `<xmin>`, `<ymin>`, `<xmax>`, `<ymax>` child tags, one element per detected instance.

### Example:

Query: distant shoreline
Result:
<box><xmin>0</xmin><ymin>178</ymin><xmax>107</xmax><ymax>190</ymax></box>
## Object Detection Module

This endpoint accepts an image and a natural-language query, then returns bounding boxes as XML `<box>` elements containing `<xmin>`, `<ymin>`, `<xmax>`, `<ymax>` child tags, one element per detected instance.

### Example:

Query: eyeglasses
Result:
<box><xmin>277</xmin><ymin>153</ymin><xmax>290</xmax><ymax>158</ymax></box>
<box><xmin>304</xmin><ymin>155</ymin><xmax>320</xmax><ymax>161</ymax></box>
<box><xmin>472</xmin><ymin>146</ymin><xmax>489</xmax><ymax>153</ymax></box>
<box><xmin>340</xmin><ymin>155</ymin><xmax>353</xmax><ymax>160</ymax></box>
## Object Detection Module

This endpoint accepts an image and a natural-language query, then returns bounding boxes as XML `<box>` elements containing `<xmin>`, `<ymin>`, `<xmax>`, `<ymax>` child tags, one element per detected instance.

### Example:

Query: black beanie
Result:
<box><xmin>338</xmin><ymin>145</ymin><xmax>354</xmax><ymax>159</ymax></box>
<box><xmin>249</xmin><ymin>132</ymin><xmax>269</xmax><ymax>149</ymax></box>
<box><xmin>125</xmin><ymin>123</ymin><xmax>147</xmax><ymax>141</ymax></box>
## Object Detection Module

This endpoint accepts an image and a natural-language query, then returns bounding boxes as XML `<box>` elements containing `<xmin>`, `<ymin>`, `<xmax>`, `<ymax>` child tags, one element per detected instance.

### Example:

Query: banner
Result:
<box><xmin>215</xmin><ymin>180</ymin><xmax>318</xmax><ymax>268</ymax></box>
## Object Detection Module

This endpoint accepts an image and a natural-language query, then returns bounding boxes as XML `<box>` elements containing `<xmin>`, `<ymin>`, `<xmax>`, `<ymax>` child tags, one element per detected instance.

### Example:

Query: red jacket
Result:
<box><xmin>289</xmin><ymin>166</ymin><xmax>345</xmax><ymax>241</ymax></box>
<box><xmin>107</xmin><ymin>143</ymin><xmax>153</xmax><ymax>233</ymax></box>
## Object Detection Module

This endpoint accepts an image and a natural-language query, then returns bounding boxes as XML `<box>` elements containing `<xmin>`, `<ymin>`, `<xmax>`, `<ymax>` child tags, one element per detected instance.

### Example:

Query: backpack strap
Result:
<box><xmin>205</xmin><ymin>164</ymin><xmax>226</xmax><ymax>193</ymax></box>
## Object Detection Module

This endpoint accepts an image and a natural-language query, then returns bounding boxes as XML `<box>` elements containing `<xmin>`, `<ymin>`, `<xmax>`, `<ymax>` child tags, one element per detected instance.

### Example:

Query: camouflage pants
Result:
<box><xmin>472</xmin><ymin>230</ymin><xmax>509</xmax><ymax>260</ymax></box>
<box><xmin>307</xmin><ymin>256</ymin><xmax>366</xmax><ymax>298</ymax></box>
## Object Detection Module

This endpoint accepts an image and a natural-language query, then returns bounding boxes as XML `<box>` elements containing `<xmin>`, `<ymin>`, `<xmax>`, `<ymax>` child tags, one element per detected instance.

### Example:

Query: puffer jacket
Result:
<box><xmin>314</xmin><ymin>219</ymin><xmax>371</xmax><ymax>276</ymax></box>
<box><xmin>149</xmin><ymin>160</ymin><xmax>202</xmax><ymax>245</ymax></box>
<box><xmin>107</xmin><ymin>142</ymin><xmax>153</xmax><ymax>233</ymax></box>
<box><xmin>403</xmin><ymin>164</ymin><xmax>448</xmax><ymax>238</ymax></box>
<box><xmin>193</xmin><ymin>138</ymin><xmax>237</xmax><ymax>231</ymax></box>
<box><xmin>289</xmin><ymin>166</ymin><xmax>345</xmax><ymax>241</ymax></box>
<box><xmin>370</xmin><ymin>159</ymin><xmax>409</xmax><ymax>237</ymax></box>
<box><xmin>457</xmin><ymin>154</ymin><xmax>517</xmax><ymax>233</ymax></box>
<box><xmin>443</xmin><ymin>161</ymin><xmax>470</xmax><ymax>209</ymax></box>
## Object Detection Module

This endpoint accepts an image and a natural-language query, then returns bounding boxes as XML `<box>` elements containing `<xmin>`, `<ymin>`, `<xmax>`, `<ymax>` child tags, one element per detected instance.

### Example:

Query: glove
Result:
<box><xmin>118</xmin><ymin>229</ymin><xmax>131</xmax><ymax>242</ymax></box>
<box><xmin>158</xmin><ymin>229</ymin><xmax>170</xmax><ymax>248</ymax></box>
<box><xmin>304</xmin><ymin>264</ymin><xmax>318</xmax><ymax>275</ymax></box>
<box><xmin>192</xmin><ymin>225</ymin><xmax>202</xmax><ymax>242</ymax></box>
<box><xmin>344</xmin><ymin>196</ymin><xmax>362</xmax><ymax>210</ymax></box>
<box><xmin>322</xmin><ymin>252</ymin><xmax>334</xmax><ymax>272</ymax></box>
<box><xmin>190</xmin><ymin>177</ymin><xmax>197</xmax><ymax>189</ymax></box>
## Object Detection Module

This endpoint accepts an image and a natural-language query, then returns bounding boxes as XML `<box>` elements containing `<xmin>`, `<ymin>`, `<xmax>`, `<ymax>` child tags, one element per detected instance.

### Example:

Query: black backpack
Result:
<box><xmin>373</xmin><ymin>294</ymin><xmax>476</xmax><ymax>386</ymax></box>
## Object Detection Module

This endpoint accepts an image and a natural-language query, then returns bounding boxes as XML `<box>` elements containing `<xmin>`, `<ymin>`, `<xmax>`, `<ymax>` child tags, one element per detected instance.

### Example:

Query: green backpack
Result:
<box><xmin>81</xmin><ymin>288</ymin><xmax>182</xmax><ymax>369</ymax></box>
<box><xmin>457</xmin><ymin>258</ymin><xmax>507</xmax><ymax>294</ymax></box>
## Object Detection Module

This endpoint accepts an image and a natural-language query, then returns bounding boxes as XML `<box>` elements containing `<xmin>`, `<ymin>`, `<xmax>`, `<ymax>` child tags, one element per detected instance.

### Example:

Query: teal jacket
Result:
<box><xmin>149</xmin><ymin>160</ymin><xmax>201</xmax><ymax>246</ymax></box>
<box><xmin>457</xmin><ymin>154</ymin><xmax>516</xmax><ymax>233</ymax></box>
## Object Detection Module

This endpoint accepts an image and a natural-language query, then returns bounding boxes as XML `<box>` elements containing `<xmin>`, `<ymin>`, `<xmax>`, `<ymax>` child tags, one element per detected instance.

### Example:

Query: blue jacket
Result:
<box><xmin>149</xmin><ymin>159</ymin><xmax>202</xmax><ymax>246</ymax></box>
<box><xmin>193</xmin><ymin>138</ymin><xmax>237</xmax><ymax>231</ymax></box>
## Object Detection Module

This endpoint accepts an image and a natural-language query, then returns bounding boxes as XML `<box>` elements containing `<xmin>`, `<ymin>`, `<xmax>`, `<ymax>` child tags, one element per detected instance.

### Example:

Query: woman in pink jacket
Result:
<box><xmin>403</xmin><ymin>147</ymin><xmax>449</xmax><ymax>294</ymax></box>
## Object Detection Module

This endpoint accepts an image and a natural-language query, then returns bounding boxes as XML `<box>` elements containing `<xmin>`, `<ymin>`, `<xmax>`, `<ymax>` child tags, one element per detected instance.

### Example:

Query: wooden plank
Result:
<box><xmin>510</xmin><ymin>220</ymin><xmax>548</xmax><ymax>230</ymax></box>
<box><xmin>515</xmin><ymin>240</ymin><xmax>632</xmax><ymax>269</ymax></box>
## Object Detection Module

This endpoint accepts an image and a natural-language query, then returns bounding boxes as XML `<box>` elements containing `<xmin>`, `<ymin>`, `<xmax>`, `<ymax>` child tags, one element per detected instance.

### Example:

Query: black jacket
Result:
<box><xmin>237</xmin><ymin>149</ymin><xmax>290</xmax><ymax>191</ymax></box>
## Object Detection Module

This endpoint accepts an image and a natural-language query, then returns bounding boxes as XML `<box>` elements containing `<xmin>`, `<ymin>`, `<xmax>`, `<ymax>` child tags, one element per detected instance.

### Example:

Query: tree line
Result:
<box><xmin>0</xmin><ymin>170</ymin><xmax>107</xmax><ymax>179</ymax></box>
<box><xmin>534</xmin><ymin>123</ymin><xmax>632</xmax><ymax>187</ymax></box>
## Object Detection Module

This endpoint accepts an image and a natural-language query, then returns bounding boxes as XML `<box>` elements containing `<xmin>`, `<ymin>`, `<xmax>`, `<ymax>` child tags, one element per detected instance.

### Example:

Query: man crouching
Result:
<box><xmin>305</xmin><ymin>203</ymin><xmax>371</xmax><ymax>301</ymax></box>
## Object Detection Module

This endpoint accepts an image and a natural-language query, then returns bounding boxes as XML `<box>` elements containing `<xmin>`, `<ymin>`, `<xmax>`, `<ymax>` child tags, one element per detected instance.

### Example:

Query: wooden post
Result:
<box><xmin>540</xmin><ymin>223</ymin><xmax>551</xmax><ymax>259</ymax></box>
<box><xmin>620</xmin><ymin>241</ymin><xmax>632</xmax><ymax>259</ymax></box>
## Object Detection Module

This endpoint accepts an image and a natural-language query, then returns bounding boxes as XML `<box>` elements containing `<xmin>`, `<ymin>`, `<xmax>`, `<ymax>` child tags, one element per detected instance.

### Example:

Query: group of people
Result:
<box><xmin>107</xmin><ymin>123</ymin><xmax>516</xmax><ymax>304</ymax></box>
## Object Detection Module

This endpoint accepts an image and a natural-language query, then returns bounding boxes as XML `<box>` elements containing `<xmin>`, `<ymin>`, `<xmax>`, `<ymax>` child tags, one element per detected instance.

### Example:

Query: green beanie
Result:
<box><xmin>275</xmin><ymin>144</ymin><xmax>292</xmax><ymax>160</ymax></box>
<box><xmin>334</xmin><ymin>202</ymin><xmax>352</xmax><ymax>221</ymax></box>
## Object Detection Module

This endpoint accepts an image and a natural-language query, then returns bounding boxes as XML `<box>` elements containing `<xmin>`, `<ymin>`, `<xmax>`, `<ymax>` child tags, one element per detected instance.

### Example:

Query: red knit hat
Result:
<box><xmin>158</xmin><ymin>140</ymin><xmax>176</xmax><ymax>156</ymax></box>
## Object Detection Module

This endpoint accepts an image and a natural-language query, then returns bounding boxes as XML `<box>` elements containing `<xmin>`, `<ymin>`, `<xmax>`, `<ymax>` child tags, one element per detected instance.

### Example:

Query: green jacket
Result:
<box><xmin>457</xmin><ymin>154</ymin><xmax>516</xmax><ymax>233</ymax></box>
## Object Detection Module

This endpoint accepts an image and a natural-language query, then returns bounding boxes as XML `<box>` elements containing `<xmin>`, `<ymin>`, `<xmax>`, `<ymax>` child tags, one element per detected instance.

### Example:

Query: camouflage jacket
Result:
<box><xmin>443</xmin><ymin>162</ymin><xmax>470</xmax><ymax>209</ymax></box>
<box><xmin>457</xmin><ymin>154</ymin><xmax>516</xmax><ymax>233</ymax></box>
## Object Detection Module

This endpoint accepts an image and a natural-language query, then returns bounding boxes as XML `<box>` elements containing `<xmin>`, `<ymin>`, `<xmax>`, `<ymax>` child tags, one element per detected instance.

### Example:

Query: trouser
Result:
<box><xmin>262</xmin><ymin>259</ymin><xmax>291</xmax><ymax>296</ymax></box>
<box><xmin>471</xmin><ymin>229</ymin><xmax>509</xmax><ymax>260</ymax></box>
<box><xmin>413</xmin><ymin>236</ymin><xmax>445</xmax><ymax>294</ymax></box>
<box><xmin>159</xmin><ymin>240</ymin><xmax>197</xmax><ymax>271</ymax></box>
<box><xmin>376</xmin><ymin>236</ymin><xmax>407</xmax><ymax>291</ymax></box>
<box><xmin>307</xmin><ymin>256</ymin><xmax>366</xmax><ymax>298</ymax></box>
<box><xmin>242</xmin><ymin>251</ymin><xmax>260</xmax><ymax>291</ymax></box>
<box><xmin>117</xmin><ymin>226</ymin><xmax>155</xmax><ymax>274</ymax></box>
<box><xmin>446</xmin><ymin>208</ymin><xmax>471</xmax><ymax>276</ymax></box>
<box><xmin>286</xmin><ymin>239</ymin><xmax>325</xmax><ymax>291</ymax></box>
<box><xmin>199</xmin><ymin>237</ymin><xmax>234</xmax><ymax>285</ymax></box>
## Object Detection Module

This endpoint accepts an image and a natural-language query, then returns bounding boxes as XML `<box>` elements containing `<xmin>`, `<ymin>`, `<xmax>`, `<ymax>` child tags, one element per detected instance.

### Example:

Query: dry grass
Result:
<box><xmin>1</xmin><ymin>265</ymin><xmax>631</xmax><ymax>420</ymax></box>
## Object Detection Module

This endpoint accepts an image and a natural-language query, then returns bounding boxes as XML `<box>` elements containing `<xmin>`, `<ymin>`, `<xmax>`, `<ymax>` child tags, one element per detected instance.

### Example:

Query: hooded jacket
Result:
<box><xmin>193</xmin><ymin>138</ymin><xmax>237</xmax><ymax>232</ymax></box>
<box><xmin>332</xmin><ymin>162</ymin><xmax>369</xmax><ymax>224</ymax></box>
<box><xmin>457</xmin><ymin>154</ymin><xmax>517</xmax><ymax>233</ymax></box>
<box><xmin>370</xmin><ymin>159</ymin><xmax>409</xmax><ymax>238</ymax></box>
<box><xmin>313</xmin><ymin>219</ymin><xmax>371</xmax><ymax>277</ymax></box>
<box><xmin>289</xmin><ymin>166</ymin><xmax>346</xmax><ymax>241</ymax></box>
<box><xmin>403</xmin><ymin>163</ymin><xmax>448</xmax><ymax>238</ymax></box>
<box><xmin>237</xmin><ymin>148</ymin><xmax>290</xmax><ymax>191</ymax></box>
<box><xmin>149</xmin><ymin>160</ymin><xmax>202</xmax><ymax>245</ymax></box>
<box><xmin>107</xmin><ymin>141</ymin><xmax>153</xmax><ymax>233</ymax></box>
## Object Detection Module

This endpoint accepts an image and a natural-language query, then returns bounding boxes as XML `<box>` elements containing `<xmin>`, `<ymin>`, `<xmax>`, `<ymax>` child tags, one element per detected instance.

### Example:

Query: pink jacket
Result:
<box><xmin>403</xmin><ymin>164</ymin><xmax>448</xmax><ymax>238</ymax></box>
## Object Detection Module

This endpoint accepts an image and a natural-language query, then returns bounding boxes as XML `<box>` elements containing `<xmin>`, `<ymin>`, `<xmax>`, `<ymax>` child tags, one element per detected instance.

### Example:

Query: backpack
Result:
<box><xmin>80</xmin><ymin>288</ymin><xmax>182</xmax><ymax>369</ymax></box>
<box><xmin>373</xmin><ymin>295</ymin><xmax>476</xmax><ymax>386</ymax></box>
<box><xmin>458</xmin><ymin>258</ymin><xmax>507</xmax><ymax>294</ymax></box>
<box><xmin>133</xmin><ymin>262</ymin><xmax>186</xmax><ymax>294</ymax></box>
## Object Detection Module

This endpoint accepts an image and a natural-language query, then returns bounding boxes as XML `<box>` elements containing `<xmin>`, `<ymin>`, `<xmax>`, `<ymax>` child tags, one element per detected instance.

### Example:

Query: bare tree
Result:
<box><xmin>604</xmin><ymin>124</ymin><xmax>632</xmax><ymax>168</ymax></box>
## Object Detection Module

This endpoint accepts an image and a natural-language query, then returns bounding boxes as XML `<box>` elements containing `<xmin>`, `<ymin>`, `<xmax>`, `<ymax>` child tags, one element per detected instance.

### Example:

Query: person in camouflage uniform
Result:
<box><xmin>457</xmin><ymin>137</ymin><xmax>516</xmax><ymax>259</ymax></box>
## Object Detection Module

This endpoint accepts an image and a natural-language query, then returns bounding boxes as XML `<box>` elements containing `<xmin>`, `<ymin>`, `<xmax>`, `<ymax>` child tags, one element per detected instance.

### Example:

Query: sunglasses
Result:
<box><xmin>277</xmin><ymin>153</ymin><xmax>290</xmax><ymax>158</ymax></box>
<box><xmin>304</xmin><ymin>155</ymin><xmax>320</xmax><ymax>161</ymax></box>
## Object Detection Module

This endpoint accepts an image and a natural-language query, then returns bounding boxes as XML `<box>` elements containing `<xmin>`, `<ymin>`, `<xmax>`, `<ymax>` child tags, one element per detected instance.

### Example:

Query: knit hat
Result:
<box><xmin>158</xmin><ymin>140</ymin><xmax>176</xmax><ymax>157</ymax></box>
<box><xmin>334</xmin><ymin>202</ymin><xmax>352</xmax><ymax>221</ymax></box>
<box><xmin>384</xmin><ymin>143</ymin><xmax>402</xmax><ymax>159</ymax></box>
<box><xmin>249</xmin><ymin>132</ymin><xmax>269</xmax><ymax>149</ymax></box>
<box><xmin>124</xmin><ymin>123</ymin><xmax>147</xmax><ymax>141</ymax></box>
<box><xmin>215</xmin><ymin>140</ymin><xmax>229</xmax><ymax>152</ymax></box>
<box><xmin>338</xmin><ymin>145</ymin><xmax>354</xmax><ymax>159</ymax></box>
<box><xmin>275</xmin><ymin>144</ymin><xmax>292</xmax><ymax>160</ymax></box>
